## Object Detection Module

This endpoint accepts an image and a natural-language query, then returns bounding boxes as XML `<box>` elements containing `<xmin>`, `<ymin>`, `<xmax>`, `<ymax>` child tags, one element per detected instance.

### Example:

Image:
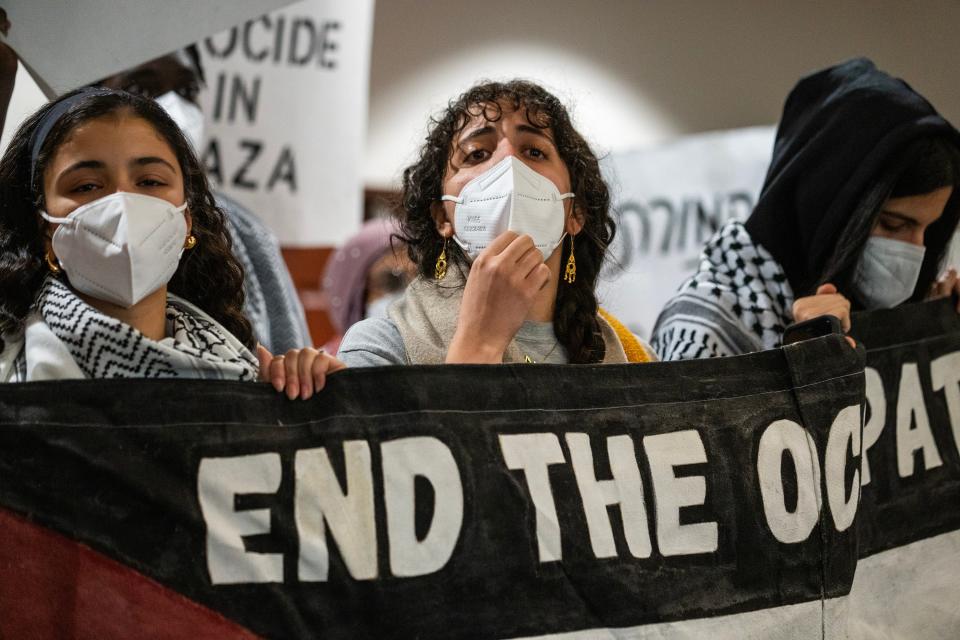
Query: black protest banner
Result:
<box><xmin>0</xmin><ymin>335</ymin><xmax>865</xmax><ymax>639</ymax></box>
<box><xmin>845</xmin><ymin>299</ymin><xmax>960</xmax><ymax>637</ymax></box>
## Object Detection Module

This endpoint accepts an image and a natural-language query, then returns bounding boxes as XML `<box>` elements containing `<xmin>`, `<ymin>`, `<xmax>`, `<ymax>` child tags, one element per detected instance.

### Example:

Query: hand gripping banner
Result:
<box><xmin>0</xmin><ymin>308</ymin><xmax>952</xmax><ymax>638</ymax></box>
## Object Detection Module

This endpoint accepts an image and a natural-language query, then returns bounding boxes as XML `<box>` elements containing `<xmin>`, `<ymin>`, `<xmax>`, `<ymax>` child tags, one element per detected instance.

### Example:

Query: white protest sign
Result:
<box><xmin>197</xmin><ymin>0</ymin><xmax>372</xmax><ymax>247</ymax></box>
<box><xmin>598</xmin><ymin>126</ymin><xmax>776</xmax><ymax>338</ymax></box>
<box><xmin>0</xmin><ymin>0</ymin><xmax>295</xmax><ymax>97</ymax></box>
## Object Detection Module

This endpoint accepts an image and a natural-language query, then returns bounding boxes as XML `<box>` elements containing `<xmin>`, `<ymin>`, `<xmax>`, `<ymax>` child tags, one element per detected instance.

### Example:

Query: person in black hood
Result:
<box><xmin>652</xmin><ymin>58</ymin><xmax>960</xmax><ymax>360</ymax></box>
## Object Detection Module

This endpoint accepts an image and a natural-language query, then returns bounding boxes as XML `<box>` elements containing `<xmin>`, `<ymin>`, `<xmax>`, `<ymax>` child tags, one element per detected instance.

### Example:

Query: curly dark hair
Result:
<box><xmin>400</xmin><ymin>80</ymin><xmax>615</xmax><ymax>363</ymax></box>
<box><xmin>0</xmin><ymin>89</ymin><xmax>254</xmax><ymax>350</ymax></box>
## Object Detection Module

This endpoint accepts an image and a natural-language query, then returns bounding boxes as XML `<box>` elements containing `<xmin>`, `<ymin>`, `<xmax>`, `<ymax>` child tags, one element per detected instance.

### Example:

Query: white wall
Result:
<box><xmin>365</xmin><ymin>0</ymin><xmax>960</xmax><ymax>189</ymax></box>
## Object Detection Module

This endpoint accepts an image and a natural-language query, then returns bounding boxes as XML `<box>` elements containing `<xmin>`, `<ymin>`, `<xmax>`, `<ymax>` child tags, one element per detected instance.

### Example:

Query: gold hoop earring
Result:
<box><xmin>563</xmin><ymin>234</ymin><xmax>576</xmax><ymax>284</ymax></box>
<box><xmin>435</xmin><ymin>237</ymin><xmax>448</xmax><ymax>280</ymax></box>
<box><xmin>44</xmin><ymin>249</ymin><xmax>63</xmax><ymax>275</ymax></box>
<box><xmin>183</xmin><ymin>234</ymin><xmax>197</xmax><ymax>250</ymax></box>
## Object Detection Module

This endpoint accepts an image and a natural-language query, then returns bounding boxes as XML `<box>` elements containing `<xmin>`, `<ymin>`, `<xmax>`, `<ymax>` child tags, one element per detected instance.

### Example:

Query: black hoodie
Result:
<box><xmin>653</xmin><ymin>58</ymin><xmax>960</xmax><ymax>361</ymax></box>
<box><xmin>745</xmin><ymin>57</ymin><xmax>960</xmax><ymax>298</ymax></box>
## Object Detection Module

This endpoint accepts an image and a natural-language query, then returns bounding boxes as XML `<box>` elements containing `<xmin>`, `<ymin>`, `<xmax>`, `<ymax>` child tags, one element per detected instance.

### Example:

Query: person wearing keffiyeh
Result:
<box><xmin>95</xmin><ymin>47</ymin><xmax>312</xmax><ymax>355</ymax></box>
<box><xmin>0</xmin><ymin>88</ymin><xmax>342</xmax><ymax>398</ymax></box>
<box><xmin>653</xmin><ymin>58</ymin><xmax>960</xmax><ymax>360</ymax></box>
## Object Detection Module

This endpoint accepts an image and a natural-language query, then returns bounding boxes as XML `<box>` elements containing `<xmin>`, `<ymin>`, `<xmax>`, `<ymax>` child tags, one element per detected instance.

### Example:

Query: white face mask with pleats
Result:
<box><xmin>852</xmin><ymin>236</ymin><xmax>926</xmax><ymax>309</ymax></box>
<box><xmin>441</xmin><ymin>156</ymin><xmax>574</xmax><ymax>260</ymax></box>
<box><xmin>41</xmin><ymin>192</ymin><xmax>189</xmax><ymax>308</ymax></box>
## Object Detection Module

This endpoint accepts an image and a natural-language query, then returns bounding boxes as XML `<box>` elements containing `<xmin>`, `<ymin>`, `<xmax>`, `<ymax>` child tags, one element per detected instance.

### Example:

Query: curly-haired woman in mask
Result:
<box><xmin>0</xmin><ymin>88</ymin><xmax>342</xmax><ymax>396</ymax></box>
<box><xmin>336</xmin><ymin>80</ymin><xmax>653</xmax><ymax>366</ymax></box>
<box><xmin>652</xmin><ymin>58</ymin><xmax>960</xmax><ymax>360</ymax></box>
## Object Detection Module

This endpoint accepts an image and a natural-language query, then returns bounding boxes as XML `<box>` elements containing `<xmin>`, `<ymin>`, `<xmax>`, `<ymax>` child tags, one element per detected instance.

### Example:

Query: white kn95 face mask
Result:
<box><xmin>852</xmin><ymin>236</ymin><xmax>926</xmax><ymax>309</ymax></box>
<box><xmin>441</xmin><ymin>156</ymin><xmax>574</xmax><ymax>260</ymax></box>
<box><xmin>41</xmin><ymin>192</ymin><xmax>189</xmax><ymax>308</ymax></box>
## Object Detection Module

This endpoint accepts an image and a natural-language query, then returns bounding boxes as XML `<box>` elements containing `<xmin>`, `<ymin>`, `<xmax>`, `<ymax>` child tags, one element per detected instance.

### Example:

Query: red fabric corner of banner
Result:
<box><xmin>0</xmin><ymin>507</ymin><xmax>259</xmax><ymax>640</ymax></box>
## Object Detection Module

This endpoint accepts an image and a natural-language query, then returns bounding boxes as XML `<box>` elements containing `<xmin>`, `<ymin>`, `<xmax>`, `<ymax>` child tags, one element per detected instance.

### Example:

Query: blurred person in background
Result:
<box><xmin>652</xmin><ymin>58</ymin><xmax>960</xmax><ymax>360</ymax></box>
<box><xmin>321</xmin><ymin>217</ymin><xmax>415</xmax><ymax>354</ymax></box>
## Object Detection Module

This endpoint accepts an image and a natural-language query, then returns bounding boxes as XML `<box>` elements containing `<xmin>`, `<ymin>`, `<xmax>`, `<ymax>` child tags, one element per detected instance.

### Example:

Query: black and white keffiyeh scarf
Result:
<box><xmin>651</xmin><ymin>221</ymin><xmax>795</xmax><ymax>361</ymax></box>
<box><xmin>7</xmin><ymin>277</ymin><xmax>258</xmax><ymax>381</ymax></box>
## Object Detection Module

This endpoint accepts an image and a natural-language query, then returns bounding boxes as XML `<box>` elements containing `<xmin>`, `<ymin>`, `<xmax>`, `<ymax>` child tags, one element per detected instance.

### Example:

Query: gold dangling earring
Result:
<box><xmin>183</xmin><ymin>234</ymin><xmax>197</xmax><ymax>250</ymax></box>
<box><xmin>44</xmin><ymin>249</ymin><xmax>63</xmax><ymax>275</ymax></box>
<box><xmin>563</xmin><ymin>234</ymin><xmax>576</xmax><ymax>284</ymax></box>
<box><xmin>435</xmin><ymin>237</ymin><xmax>448</xmax><ymax>280</ymax></box>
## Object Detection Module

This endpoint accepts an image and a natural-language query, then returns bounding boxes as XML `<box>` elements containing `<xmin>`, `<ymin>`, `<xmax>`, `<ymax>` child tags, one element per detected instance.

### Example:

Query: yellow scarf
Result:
<box><xmin>598</xmin><ymin>308</ymin><xmax>653</xmax><ymax>363</ymax></box>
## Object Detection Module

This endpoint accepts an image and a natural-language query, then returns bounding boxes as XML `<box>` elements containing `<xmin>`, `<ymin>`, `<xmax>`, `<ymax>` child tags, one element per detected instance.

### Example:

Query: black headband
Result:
<box><xmin>28</xmin><ymin>87</ymin><xmax>119</xmax><ymax>189</ymax></box>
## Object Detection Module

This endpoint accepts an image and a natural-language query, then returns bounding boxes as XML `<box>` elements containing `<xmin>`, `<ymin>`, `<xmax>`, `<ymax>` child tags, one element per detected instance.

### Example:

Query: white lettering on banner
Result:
<box><xmin>757</xmin><ymin>406</ymin><xmax>863</xmax><ymax>543</ymax></box>
<box><xmin>566</xmin><ymin>433</ymin><xmax>653</xmax><ymax>559</ymax></box>
<box><xmin>502</xmin><ymin>431</ymin><xmax>715</xmax><ymax>561</ymax></box>
<box><xmin>382</xmin><ymin>437</ymin><xmax>464</xmax><ymax>578</ymax></box>
<box><xmin>757</xmin><ymin>420</ymin><xmax>822</xmax><ymax>544</ymax></box>
<box><xmin>199</xmin><ymin>438</ymin><xmax>463</xmax><ymax>585</ymax></box>
<box><xmin>896</xmin><ymin>363</ymin><xmax>944</xmax><ymax>477</ymax></box>
<box><xmin>642</xmin><ymin>430</ymin><xmax>718</xmax><ymax>556</ymax></box>
<box><xmin>196</xmin><ymin>404</ymin><xmax>873</xmax><ymax>585</ymax></box>
<box><xmin>295</xmin><ymin>442</ymin><xmax>377</xmax><ymax>581</ymax></box>
<box><xmin>499</xmin><ymin>433</ymin><xmax>567</xmax><ymax>562</ymax></box>
<box><xmin>198</xmin><ymin>453</ymin><xmax>284</xmax><ymax>585</ymax></box>
<box><xmin>930</xmin><ymin>350</ymin><xmax>960</xmax><ymax>456</ymax></box>
<box><xmin>861</xmin><ymin>367</ymin><xmax>886</xmax><ymax>486</ymax></box>
<box><xmin>824</xmin><ymin>405</ymin><xmax>861</xmax><ymax>533</ymax></box>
